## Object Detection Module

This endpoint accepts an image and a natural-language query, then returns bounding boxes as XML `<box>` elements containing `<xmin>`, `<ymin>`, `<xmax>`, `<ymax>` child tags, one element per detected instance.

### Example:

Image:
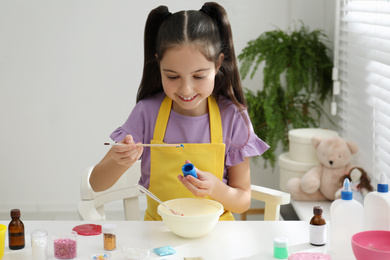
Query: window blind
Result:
<box><xmin>334</xmin><ymin>0</ymin><xmax>390</xmax><ymax>185</ymax></box>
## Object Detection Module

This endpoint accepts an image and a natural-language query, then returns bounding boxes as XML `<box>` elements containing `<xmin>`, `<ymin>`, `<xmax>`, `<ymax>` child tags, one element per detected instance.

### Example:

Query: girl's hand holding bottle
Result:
<box><xmin>110</xmin><ymin>135</ymin><xmax>143</xmax><ymax>167</ymax></box>
<box><xmin>178</xmin><ymin>160</ymin><xmax>220</xmax><ymax>198</ymax></box>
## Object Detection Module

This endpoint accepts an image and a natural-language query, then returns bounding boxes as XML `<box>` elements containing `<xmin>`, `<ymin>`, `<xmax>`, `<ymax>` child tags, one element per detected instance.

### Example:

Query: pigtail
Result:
<box><xmin>200</xmin><ymin>2</ymin><xmax>246</xmax><ymax>108</ymax></box>
<box><xmin>136</xmin><ymin>6</ymin><xmax>171</xmax><ymax>103</ymax></box>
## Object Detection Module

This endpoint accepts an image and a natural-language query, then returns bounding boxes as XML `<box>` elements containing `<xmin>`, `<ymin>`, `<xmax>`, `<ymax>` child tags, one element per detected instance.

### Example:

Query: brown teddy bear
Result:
<box><xmin>286</xmin><ymin>136</ymin><xmax>358</xmax><ymax>201</ymax></box>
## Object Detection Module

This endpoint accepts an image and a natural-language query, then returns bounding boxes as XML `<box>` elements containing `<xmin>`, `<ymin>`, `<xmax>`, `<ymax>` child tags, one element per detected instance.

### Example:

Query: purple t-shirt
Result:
<box><xmin>111</xmin><ymin>92</ymin><xmax>269</xmax><ymax>188</ymax></box>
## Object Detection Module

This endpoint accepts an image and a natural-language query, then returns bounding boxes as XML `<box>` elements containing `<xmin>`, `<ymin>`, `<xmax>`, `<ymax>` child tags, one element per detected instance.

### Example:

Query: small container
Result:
<box><xmin>182</xmin><ymin>163</ymin><xmax>197</xmax><ymax>178</ymax></box>
<box><xmin>330</xmin><ymin>178</ymin><xmax>363</xmax><ymax>258</ymax></box>
<box><xmin>0</xmin><ymin>224</ymin><xmax>6</xmax><ymax>260</ymax></box>
<box><xmin>273</xmin><ymin>237</ymin><xmax>288</xmax><ymax>259</ymax></box>
<box><xmin>122</xmin><ymin>243</ymin><xmax>150</xmax><ymax>259</ymax></box>
<box><xmin>53</xmin><ymin>231</ymin><xmax>77</xmax><ymax>259</ymax></box>
<box><xmin>364</xmin><ymin>172</ymin><xmax>390</xmax><ymax>230</ymax></box>
<box><xmin>31</xmin><ymin>229</ymin><xmax>48</xmax><ymax>260</ymax></box>
<box><xmin>8</xmin><ymin>209</ymin><xmax>25</xmax><ymax>250</ymax></box>
<box><xmin>102</xmin><ymin>224</ymin><xmax>117</xmax><ymax>251</ymax></box>
<box><xmin>309</xmin><ymin>206</ymin><xmax>326</xmax><ymax>246</ymax></box>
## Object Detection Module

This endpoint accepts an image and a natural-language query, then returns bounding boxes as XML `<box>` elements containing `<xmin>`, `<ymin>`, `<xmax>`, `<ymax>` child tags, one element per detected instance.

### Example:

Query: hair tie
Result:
<box><xmin>162</xmin><ymin>10</ymin><xmax>172</xmax><ymax>20</ymax></box>
<box><xmin>199</xmin><ymin>5</ymin><xmax>212</xmax><ymax>17</ymax></box>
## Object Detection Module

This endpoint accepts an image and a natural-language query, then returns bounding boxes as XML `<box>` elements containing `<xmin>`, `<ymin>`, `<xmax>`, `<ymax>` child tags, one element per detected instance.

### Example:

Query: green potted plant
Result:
<box><xmin>238</xmin><ymin>23</ymin><xmax>333</xmax><ymax>168</ymax></box>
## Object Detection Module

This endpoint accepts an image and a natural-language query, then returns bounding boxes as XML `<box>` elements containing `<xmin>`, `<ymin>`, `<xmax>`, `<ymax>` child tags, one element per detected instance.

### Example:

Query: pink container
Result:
<box><xmin>352</xmin><ymin>230</ymin><xmax>390</xmax><ymax>260</ymax></box>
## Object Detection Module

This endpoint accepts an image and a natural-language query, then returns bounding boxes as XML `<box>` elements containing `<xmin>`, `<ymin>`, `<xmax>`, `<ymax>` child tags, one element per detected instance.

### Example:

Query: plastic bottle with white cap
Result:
<box><xmin>364</xmin><ymin>172</ymin><xmax>390</xmax><ymax>230</ymax></box>
<box><xmin>330</xmin><ymin>178</ymin><xmax>363</xmax><ymax>259</ymax></box>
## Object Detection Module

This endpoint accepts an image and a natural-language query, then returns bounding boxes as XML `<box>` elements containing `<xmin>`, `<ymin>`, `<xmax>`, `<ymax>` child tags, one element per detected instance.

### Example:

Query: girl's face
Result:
<box><xmin>159</xmin><ymin>44</ymin><xmax>222</xmax><ymax>117</ymax></box>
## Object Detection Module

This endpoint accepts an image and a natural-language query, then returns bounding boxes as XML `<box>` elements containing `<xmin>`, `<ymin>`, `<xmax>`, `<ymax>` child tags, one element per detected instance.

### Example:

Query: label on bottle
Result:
<box><xmin>310</xmin><ymin>224</ymin><xmax>326</xmax><ymax>246</ymax></box>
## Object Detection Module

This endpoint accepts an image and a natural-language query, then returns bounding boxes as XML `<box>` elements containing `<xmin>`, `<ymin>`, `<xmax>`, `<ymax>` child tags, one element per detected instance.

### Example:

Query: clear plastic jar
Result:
<box><xmin>102</xmin><ymin>224</ymin><xmax>117</xmax><ymax>251</ymax></box>
<box><xmin>53</xmin><ymin>231</ymin><xmax>77</xmax><ymax>259</ymax></box>
<box><xmin>31</xmin><ymin>229</ymin><xmax>48</xmax><ymax>260</ymax></box>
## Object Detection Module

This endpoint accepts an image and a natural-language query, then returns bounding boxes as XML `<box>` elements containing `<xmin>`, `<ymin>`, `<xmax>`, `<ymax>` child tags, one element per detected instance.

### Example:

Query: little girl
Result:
<box><xmin>89</xmin><ymin>2</ymin><xmax>269</xmax><ymax>221</ymax></box>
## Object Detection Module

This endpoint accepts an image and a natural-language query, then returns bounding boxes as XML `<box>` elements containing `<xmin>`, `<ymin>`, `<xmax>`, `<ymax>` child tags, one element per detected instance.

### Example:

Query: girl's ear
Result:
<box><xmin>215</xmin><ymin>53</ymin><xmax>224</xmax><ymax>73</ymax></box>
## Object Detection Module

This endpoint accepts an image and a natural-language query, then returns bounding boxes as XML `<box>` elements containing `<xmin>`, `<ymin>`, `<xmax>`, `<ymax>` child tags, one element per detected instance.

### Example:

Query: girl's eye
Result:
<box><xmin>194</xmin><ymin>75</ymin><xmax>206</xmax><ymax>79</ymax></box>
<box><xmin>167</xmin><ymin>76</ymin><xmax>179</xmax><ymax>80</ymax></box>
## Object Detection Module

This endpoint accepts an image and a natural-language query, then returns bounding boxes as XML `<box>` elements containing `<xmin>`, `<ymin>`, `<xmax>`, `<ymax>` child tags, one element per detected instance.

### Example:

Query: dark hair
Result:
<box><xmin>136</xmin><ymin>2</ymin><xmax>246</xmax><ymax>109</ymax></box>
<box><xmin>339</xmin><ymin>167</ymin><xmax>374</xmax><ymax>192</ymax></box>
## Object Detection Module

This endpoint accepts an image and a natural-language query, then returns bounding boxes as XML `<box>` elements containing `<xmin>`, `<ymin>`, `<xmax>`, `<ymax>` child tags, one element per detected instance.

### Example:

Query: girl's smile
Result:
<box><xmin>159</xmin><ymin>44</ymin><xmax>221</xmax><ymax>117</ymax></box>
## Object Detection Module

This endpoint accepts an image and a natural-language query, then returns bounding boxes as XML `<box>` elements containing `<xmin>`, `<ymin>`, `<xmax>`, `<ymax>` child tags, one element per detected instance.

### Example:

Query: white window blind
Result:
<box><xmin>334</xmin><ymin>0</ymin><xmax>390</xmax><ymax>185</ymax></box>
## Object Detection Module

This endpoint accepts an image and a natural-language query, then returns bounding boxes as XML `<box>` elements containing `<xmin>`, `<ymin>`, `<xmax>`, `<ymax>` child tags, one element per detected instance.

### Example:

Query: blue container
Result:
<box><xmin>182</xmin><ymin>163</ymin><xmax>197</xmax><ymax>178</ymax></box>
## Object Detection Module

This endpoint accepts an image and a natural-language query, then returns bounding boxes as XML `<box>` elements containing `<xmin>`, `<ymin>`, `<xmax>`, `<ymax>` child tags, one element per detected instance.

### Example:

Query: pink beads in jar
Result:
<box><xmin>53</xmin><ymin>231</ymin><xmax>77</xmax><ymax>259</ymax></box>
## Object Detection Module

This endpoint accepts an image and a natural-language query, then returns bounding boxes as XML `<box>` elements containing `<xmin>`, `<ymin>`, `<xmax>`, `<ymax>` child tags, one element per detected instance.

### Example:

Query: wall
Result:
<box><xmin>0</xmin><ymin>0</ymin><xmax>335</xmax><ymax>217</ymax></box>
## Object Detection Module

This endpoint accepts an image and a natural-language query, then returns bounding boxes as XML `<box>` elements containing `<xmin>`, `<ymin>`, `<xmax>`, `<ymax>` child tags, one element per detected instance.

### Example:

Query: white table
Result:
<box><xmin>0</xmin><ymin>220</ymin><xmax>350</xmax><ymax>260</ymax></box>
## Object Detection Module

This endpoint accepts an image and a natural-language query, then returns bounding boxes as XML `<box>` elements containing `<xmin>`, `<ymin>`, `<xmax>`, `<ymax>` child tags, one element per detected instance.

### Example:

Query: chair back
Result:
<box><xmin>78</xmin><ymin>161</ymin><xmax>143</xmax><ymax>221</ymax></box>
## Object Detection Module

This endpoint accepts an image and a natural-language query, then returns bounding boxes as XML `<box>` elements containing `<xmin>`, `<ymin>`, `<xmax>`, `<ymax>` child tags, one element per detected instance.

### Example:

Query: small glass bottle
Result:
<box><xmin>8</xmin><ymin>209</ymin><xmax>25</xmax><ymax>250</ymax></box>
<box><xmin>310</xmin><ymin>206</ymin><xmax>326</xmax><ymax>246</ymax></box>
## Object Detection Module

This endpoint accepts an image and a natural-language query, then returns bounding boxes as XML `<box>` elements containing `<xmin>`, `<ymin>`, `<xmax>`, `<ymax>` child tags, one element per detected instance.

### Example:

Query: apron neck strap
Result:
<box><xmin>153</xmin><ymin>96</ymin><xmax>223</xmax><ymax>143</ymax></box>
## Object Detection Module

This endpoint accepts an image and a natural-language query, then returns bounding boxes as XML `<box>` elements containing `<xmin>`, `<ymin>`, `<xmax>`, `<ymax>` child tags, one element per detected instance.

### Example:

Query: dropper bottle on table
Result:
<box><xmin>364</xmin><ymin>172</ymin><xmax>390</xmax><ymax>230</ymax></box>
<box><xmin>330</xmin><ymin>178</ymin><xmax>363</xmax><ymax>259</ymax></box>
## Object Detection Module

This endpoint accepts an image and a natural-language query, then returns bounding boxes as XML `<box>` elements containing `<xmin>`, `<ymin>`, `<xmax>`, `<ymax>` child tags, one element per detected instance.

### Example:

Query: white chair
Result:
<box><xmin>78</xmin><ymin>160</ymin><xmax>144</xmax><ymax>221</ymax></box>
<box><xmin>78</xmin><ymin>161</ymin><xmax>290</xmax><ymax>221</ymax></box>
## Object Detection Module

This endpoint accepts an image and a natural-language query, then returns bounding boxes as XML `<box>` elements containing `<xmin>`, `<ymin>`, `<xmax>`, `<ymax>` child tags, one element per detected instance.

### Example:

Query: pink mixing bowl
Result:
<box><xmin>352</xmin><ymin>230</ymin><xmax>390</xmax><ymax>260</ymax></box>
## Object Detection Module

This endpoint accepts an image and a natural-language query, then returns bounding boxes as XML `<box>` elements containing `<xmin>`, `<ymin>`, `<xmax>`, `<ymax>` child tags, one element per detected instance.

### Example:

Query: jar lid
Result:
<box><xmin>10</xmin><ymin>209</ymin><xmax>20</xmax><ymax>218</ymax></box>
<box><xmin>273</xmin><ymin>237</ymin><xmax>288</xmax><ymax>248</ymax></box>
<box><xmin>102</xmin><ymin>223</ymin><xmax>117</xmax><ymax>234</ymax></box>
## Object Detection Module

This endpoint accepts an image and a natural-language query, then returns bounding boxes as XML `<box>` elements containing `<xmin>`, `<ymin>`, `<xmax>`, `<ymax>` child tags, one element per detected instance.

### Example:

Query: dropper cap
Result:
<box><xmin>341</xmin><ymin>178</ymin><xmax>353</xmax><ymax>200</ymax></box>
<box><xmin>378</xmin><ymin>172</ymin><xmax>389</xmax><ymax>193</ymax></box>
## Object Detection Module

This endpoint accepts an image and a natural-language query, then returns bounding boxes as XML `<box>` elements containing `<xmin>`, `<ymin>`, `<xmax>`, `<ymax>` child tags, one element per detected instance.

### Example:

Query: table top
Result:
<box><xmin>0</xmin><ymin>220</ymin><xmax>348</xmax><ymax>260</ymax></box>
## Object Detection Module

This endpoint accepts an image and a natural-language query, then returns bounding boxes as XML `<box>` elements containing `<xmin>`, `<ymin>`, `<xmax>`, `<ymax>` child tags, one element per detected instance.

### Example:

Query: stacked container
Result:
<box><xmin>278</xmin><ymin>128</ymin><xmax>339</xmax><ymax>191</ymax></box>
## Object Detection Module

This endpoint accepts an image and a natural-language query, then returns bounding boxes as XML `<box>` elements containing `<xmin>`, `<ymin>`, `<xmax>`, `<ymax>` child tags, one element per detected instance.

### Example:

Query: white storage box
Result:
<box><xmin>278</xmin><ymin>152</ymin><xmax>318</xmax><ymax>191</ymax></box>
<box><xmin>288</xmin><ymin>128</ymin><xmax>338</xmax><ymax>163</ymax></box>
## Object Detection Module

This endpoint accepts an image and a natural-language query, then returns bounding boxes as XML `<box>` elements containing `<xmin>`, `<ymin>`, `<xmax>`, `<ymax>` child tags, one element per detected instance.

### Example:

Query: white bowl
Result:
<box><xmin>157</xmin><ymin>198</ymin><xmax>224</xmax><ymax>238</ymax></box>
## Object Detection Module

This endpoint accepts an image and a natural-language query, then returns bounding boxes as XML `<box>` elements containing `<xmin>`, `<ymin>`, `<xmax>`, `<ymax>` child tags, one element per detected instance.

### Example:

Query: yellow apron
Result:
<box><xmin>145</xmin><ymin>96</ymin><xmax>234</xmax><ymax>221</ymax></box>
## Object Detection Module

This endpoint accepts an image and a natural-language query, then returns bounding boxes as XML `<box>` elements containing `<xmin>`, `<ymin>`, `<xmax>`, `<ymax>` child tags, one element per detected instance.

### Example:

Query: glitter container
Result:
<box><xmin>53</xmin><ymin>231</ymin><xmax>77</xmax><ymax>259</ymax></box>
<box><xmin>31</xmin><ymin>229</ymin><xmax>48</xmax><ymax>260</ymax></box>
<box><xmin>102</xmin><ymin>224</ymin><xmax>117</xmax><ymax>251</ymax></box>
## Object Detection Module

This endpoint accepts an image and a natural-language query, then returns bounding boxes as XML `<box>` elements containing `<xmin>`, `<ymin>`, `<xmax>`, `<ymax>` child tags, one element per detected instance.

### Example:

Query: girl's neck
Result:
<box><xmin>171</xmin><ymin>98</ymin><xmax>209</xmax><ymax>117</ymax></box>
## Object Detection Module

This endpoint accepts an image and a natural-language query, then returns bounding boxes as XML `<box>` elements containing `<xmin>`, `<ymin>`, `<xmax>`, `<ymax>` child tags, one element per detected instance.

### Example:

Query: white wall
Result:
<box><xmin>0</xmin><ymin>0</ymin><xmax>335</xmax><ymax>217</ymax></box>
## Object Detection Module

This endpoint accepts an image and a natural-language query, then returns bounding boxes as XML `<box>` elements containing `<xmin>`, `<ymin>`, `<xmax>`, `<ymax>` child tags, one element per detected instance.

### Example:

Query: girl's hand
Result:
<box><xmin>177</xmin><ymin>160</ymin><xmax>220</xmax><ymax>198</ymax></box>
<box><xmin>110</xmin><ymin>135</ymin><xmax>143</xmax><ymax>167</ymax></box>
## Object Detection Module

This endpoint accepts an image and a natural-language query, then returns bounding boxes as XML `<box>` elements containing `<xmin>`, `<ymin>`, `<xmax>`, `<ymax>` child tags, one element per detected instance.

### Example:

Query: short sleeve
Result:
<box><xmin>222</xmin><ymin>104</ymin><xmax>269</xmax><ymax>167</ymax></box>
<box><xmin>109</xmin><ymin>92</ymin><xmax>164</xmax><ymax>144</ymax></box>
<box><xmin>109</xmin><ymin>101</ymin><xmax>147</xmax><ymax>144</ymax></box>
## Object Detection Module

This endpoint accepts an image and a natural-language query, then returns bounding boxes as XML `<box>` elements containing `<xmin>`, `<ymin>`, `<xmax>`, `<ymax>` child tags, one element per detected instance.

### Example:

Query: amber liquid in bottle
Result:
<box><xmin>8</xmin><ymin>209</ymin><xmax>25</xmax><ymax>250</ymax></box>
<box><xmin>310</xmin><ymin>206</ymin><xmax>326</xmax><ymax>246</ymax></box>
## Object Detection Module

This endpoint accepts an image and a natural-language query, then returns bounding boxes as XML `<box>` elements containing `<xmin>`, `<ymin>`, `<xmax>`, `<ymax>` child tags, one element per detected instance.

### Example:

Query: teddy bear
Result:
<box><xmin>286</xmin><ymin>136</ymin><xmax>358</xmax><ymax>201</ymax></box>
